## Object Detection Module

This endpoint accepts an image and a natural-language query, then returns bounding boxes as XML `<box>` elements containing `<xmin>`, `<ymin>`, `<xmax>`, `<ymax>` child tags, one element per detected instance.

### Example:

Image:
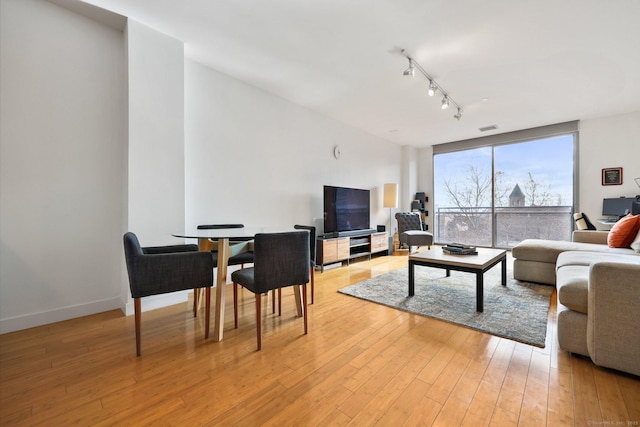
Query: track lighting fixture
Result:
<box><xmin>400</xmin><ymin>49</ymin><xmax>463</xmax><ymax>120</ymax></box>
<box><xmin>428</xmin><ymin>80</ymin><xmax>437</xmax><ymax>97</ymax></box>
<box><xmin>403</xmin><ymin>59</ymin><xmax>415</xmax><ymax>77</ymax></box>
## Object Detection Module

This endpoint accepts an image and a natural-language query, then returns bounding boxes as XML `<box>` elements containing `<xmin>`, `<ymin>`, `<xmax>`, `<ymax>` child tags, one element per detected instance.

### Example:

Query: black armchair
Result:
<box><xmin>231</xmin><ymin>231</ymin><xmax>310</xmax><ymax>350</ymax></box>
<box><xmin>123</xmin><ymin>232</ymin><xmax>214</xmax><ymax>356</ymax></box>
<box><xmin>395</xmin><ymin>212</ymin><xmax>433</xmax><ymax>252</ymax></box>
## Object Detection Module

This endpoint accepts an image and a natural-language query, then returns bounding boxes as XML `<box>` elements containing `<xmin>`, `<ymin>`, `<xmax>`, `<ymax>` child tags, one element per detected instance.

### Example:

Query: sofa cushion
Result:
<box><xmin>607</xmin><ymin>214</ymin><xmax>640</xmax><ymax>248</ymax></box>
<box><xmin>557</xmin><ymin>264</ymin><xmax>589</xmax><ymax>314</ymax></box>
<box><xmin>556</xmin><ymin>251</ymin><xmax>640</xmax><ymax>314</ymax></box>
<box><xmin>555</xmin><ymin>251</ymin><xmax>630</xmax><ymax>269</ymax></box>
<box><xmin>512</xmin><ymin>239</ymin><xmax>635</xmax><ymax>264</ymax></box>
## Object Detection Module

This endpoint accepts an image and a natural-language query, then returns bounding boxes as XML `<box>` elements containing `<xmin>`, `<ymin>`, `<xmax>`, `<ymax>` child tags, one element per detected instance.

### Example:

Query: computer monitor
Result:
<box><xmin>602</xmin><ymin>197</ymin><xmax>636</xmax><ymax>217</ymax></box>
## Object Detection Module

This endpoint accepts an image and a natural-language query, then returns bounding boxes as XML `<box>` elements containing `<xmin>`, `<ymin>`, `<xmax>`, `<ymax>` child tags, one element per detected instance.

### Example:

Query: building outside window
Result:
<box><xmin>433</xmin><ymin>122</ymin><xmax>577</xmax><ymax>248</ymax></box>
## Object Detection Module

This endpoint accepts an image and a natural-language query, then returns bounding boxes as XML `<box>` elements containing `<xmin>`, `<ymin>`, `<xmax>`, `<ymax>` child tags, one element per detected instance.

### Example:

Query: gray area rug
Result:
<box><xmin>338</xmin><ymin>266</ymin><xmax>554</xmax><ymax>348</ymax></box>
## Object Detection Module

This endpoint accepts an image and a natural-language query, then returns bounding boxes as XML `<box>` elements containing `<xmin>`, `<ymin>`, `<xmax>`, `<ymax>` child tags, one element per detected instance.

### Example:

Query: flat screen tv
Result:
<box><xmin>324</xmin><ymin>185</ymin><xmax>370</xmax><ymax>234</ymax></box>
<box><xmin>602</xmin><ymin>197</ymin><xmax>636</xmax><ymax>217</ymax></box>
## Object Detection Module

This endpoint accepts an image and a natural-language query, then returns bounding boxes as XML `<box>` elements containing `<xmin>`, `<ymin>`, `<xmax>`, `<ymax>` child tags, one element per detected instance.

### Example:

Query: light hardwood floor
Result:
<box><xmin>1</xmin><ymin>253</ymin><xmax>639</xmax><ymax>426</ymax></box>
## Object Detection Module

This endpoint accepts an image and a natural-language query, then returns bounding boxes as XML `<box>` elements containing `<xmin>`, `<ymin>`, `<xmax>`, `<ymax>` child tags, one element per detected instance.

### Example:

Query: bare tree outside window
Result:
<box><xmin>434</xmin><ymin>135</ymin><xmax>574</xmax><ymax>248</ymax></box>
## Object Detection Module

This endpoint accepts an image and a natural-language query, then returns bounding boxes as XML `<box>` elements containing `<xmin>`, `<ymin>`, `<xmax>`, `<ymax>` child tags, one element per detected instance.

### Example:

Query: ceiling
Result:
<box><xmin>81</xmin><ymin>0</ymin><xmax>640</xmax><ymax>147</ymax></box>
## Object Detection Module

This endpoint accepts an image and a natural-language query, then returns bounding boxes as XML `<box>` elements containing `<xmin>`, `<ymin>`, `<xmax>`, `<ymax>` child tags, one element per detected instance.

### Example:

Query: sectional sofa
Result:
<box><xmin>512</xmin><ymin>229</ymin><xmax>640</xmax><ymax>376</ymax></box>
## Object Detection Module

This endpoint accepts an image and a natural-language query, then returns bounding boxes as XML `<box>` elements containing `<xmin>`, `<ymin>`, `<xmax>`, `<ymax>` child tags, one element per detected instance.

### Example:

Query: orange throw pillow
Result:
<box><xmin>607</xmin><ymin>214</ymin><xmax>640</xmax><ymax>248</ymax></box>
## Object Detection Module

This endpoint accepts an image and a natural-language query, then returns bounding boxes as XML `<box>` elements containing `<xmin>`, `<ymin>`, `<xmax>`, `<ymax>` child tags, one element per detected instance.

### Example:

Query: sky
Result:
<box><xmin>433</xmin><ymin>135</ymin><xmax>574</xmax><ymax>209</ymax></box>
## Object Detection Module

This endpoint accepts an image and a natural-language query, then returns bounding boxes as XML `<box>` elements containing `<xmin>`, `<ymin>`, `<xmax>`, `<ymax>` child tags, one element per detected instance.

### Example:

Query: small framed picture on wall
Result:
<box><xmin>602</xmin><ymin>167</ymin><xmax>623</xmax><ymax>185</ymax></box>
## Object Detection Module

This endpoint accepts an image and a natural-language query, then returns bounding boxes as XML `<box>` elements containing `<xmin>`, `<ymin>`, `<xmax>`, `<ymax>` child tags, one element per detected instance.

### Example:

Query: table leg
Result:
<box><xmin>213</xmin><ymin>238</ymin><xmax>230</xmax><ymax>341</ymax></box>
<box><xmin>293</xmin><ymin>285</ymin><xmax>304</xmax><ymax>317</ymax></box>
<box><xmin>501</xmin><ymin>256</ymin><xmax>507</xmax><ymax>286</ymax></box>
<box><xmin>446</xmin><ymin>269</ymin><xmax>451</xmax><ymax>277</ymax></box>
<box><xmin>408</xmin><ymin>260</ymin><xmax>415</xmax><ymax>296</ymax></box>
<box><xmin>476</xmin><ymin>272</ymin><xmax>484</xmax><ymax>312</ymax></box>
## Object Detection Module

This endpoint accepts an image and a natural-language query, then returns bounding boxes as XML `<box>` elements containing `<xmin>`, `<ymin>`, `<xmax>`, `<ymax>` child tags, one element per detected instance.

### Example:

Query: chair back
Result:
<box><xmin>294</xmin><ymin>224</ymin><xmax>316</xmax><ymax>264</ymax></box>
<box><xmin>395</xmin><ymin>212</ymin><xmax>423</xmax><ymax>234</ymax></box>
<box><xmin>123</xmin><ymin>232</ymin><xmax>144</xmax><ymax>297</ymax></box>
<box><xmin>253</xmin><ymin>231</ymin><xmax>310</xmax><ymax>293</ymax></box>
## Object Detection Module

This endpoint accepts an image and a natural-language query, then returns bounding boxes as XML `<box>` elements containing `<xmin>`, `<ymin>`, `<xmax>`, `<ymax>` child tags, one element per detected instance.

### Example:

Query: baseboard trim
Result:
<box><xmin>121</xmin><ymin>291</ymin><xmax>189</xmax><ymax>316</ymax></box>
<box><xmin>0</xmin><ymin>291</ymin><xmax>189</xmax><ymax>334</ymax></box>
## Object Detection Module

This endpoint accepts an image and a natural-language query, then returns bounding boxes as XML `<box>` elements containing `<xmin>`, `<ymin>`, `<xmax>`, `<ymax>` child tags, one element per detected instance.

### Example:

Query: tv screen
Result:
<box><xmin>324</xmin><ymin>185</ymin><xmax>370</xmax><ymax>233</ymax></box>
<box><xmin>602</xmin><ymin>197</ymin><xmax>635</xmax><ymax>217</ymax></box>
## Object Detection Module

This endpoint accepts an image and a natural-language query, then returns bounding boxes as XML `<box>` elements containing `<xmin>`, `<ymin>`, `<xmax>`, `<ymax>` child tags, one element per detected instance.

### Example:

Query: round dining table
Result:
<box><xmin>172</xmin><ymin>227</ymin><xmax>303</xmax><ymax>341</ymax></box>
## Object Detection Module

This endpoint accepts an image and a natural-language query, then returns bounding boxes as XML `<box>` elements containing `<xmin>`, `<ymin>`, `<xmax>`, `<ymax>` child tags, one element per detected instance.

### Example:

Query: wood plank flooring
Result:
<box><xmin>1</xmin><ymin>253</ymin><xmax>639</xmax><ymax>426</ymax></box>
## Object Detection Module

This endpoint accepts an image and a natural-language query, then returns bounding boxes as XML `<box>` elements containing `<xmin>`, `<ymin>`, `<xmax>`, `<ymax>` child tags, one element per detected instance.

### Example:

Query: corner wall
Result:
<box><xmin>122</xmin><ymin>20</ymin><xmax>187</xmax><ymax>315</ymax></box>
<box><xmin>0</xmin><ymin>0</ymin><xmax>126</xmax><ymax>332</ymax></box>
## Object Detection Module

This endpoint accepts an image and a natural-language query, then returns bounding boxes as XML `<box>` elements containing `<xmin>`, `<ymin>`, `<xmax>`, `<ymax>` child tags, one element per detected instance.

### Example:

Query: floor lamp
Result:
<box><xmin>383</xmin><ymin>183</ymin><xmax>398</xmax><ymax>255</ymax></box>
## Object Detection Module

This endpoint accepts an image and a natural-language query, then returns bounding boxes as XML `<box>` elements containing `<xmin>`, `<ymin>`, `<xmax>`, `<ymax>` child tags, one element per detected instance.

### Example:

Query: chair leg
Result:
<box><xmin>278</xmin><ymin>288</ymin><xmax>282</xmax><ymax>316</ymax></box>
<box><xmin>255</xmin><ymin>293</ymin><xmax>262</xmax><ymax>350</ymax></box>
<box><xmin>205</xmin><ymin>287</ymin><xmax>211</xmax><ymax>339</ymax></box>
<box><xmin>193</xmin><ymin>288</ymin><xmax>199</xmax><ymax>317</ymax></box>
<box><xmin>134</xmin><ymin>298</ymin><xmax>142</xmax><ymax>357</ymax></box>
<box><xmin>233</xmin><ymin>282</ymin><xmax>238</xmax><ymax>329</ymax></box>
<box><xmin>302</xmin><ymin>283</ymin><xmax>308</xmax><ymax>335</ymax></box>
<box><xmin>310</xmin><ymin>267</ymin><xmax>315</xmax><ymax>304</ymax></box>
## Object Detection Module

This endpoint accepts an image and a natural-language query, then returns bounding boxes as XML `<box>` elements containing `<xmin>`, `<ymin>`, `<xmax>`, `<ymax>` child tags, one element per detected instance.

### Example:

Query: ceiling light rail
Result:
<box><xmin>400</xmin><ymin>49</ymin><xmax>463</xmax><ymax>120</ymax></box>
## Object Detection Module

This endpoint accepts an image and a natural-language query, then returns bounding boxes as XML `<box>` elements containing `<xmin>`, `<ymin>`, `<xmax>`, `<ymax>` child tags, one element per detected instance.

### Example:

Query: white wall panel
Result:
<box><xmin>184</xmin><ymin>60</ymin><xmax>401</xmax><ymax>236</ymax></box>
<box><xmin>0</xmin><ymin>0</ymin><xmax>126</xmax><ymax>332</ymax></box>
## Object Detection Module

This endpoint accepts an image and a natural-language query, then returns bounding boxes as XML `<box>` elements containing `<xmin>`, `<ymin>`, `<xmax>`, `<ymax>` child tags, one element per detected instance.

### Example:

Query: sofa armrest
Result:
<box><xmin>587</xmin><ymin>261</ymin><xmax>640</xmax><ymax>376</ymax></box>
<box><xmin>572</xmin><ymin>230</ymin><xmax>608</xmax><ymax>244</ymax></box>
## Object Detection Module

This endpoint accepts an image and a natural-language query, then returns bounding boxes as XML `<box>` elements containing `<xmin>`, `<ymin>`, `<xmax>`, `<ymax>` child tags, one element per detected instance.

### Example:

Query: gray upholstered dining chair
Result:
<box><xmin>395</xmin><ymin>212</ymin><xmax>433</xmax><ymax>252</ymax></box>
<box><xmin>294</xmin><ymin>224</ymin><xmax>316</xmax><ymax>304</ymax></box>
<box><xmin>123</xmin><ymin>232</ymin><xmax>214</xmax><ymax>356</ymax></box>
<box><xmin>231</xmin><ymin>230</ymin><xmax>310</xmax><ymax>350</ymax></box>
<box><xmin>196</xmin><ymin>223</ymin><xmax>254</xmax><ymax>268</ymax></box>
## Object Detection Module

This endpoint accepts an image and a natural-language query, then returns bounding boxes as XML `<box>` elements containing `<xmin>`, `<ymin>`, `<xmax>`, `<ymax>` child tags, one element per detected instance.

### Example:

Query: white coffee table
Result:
<box><xmin>408</xmin><ymin>247</ymin><xmax>507</xmax><ymax>312</ymax></box>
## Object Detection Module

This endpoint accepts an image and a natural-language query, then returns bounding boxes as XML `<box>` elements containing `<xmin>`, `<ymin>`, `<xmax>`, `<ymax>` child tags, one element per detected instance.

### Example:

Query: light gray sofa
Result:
<box><xmin>513</xmin><ymin>231</ymin><xmax>640</xmax><ymax>376</ymax></box>
<box><xmin>512</xmin><ymin>231</ymin><xmax>636</xmax><ymax>285</ymax></box>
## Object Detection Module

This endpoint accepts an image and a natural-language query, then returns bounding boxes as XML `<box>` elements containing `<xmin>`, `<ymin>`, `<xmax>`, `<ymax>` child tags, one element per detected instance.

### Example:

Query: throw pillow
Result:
<box><xmin>573</xmin><ymin>212</ymin><xmax>596</xmax><ymax>230</ymax></box>
<box><xmin>607</xmin><ymin>214</ymin><xmax>640</xmax><ymax>248</ymax></box>
<box><xmin>631</xmin><ymin>228</ymin><xmax>640</xmax><ymax>253</ymax></box>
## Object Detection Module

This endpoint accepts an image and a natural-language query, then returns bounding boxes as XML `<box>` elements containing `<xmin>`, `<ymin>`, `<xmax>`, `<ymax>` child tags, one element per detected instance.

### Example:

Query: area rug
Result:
<box><xmin>338</xmin><ymin>267</ymin><xmax>554</xmax><ymax>348</ymax></box>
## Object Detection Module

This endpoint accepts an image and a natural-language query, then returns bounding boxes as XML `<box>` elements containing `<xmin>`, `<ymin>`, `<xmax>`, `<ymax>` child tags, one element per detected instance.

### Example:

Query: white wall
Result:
<box><xmin>578</xmin><ymin>112</ymin><xmax>640</xmax><ymax>229</ymax></box>
<box><xmin>0</xmin><ymin>0</ymin><xmax>126</xmax><ymax>332</ymax></box>
<box><xmin>122</xmin><ymin>20</ymin><xmax>187</xmax><ymax>315</ymax></box>
<box><xmin>0</xmin><ymin>0</ymin><xmax>402</xmax><ymax>333</ymax></box>
<box><xmin>417</xmin><ymin>145</ymin><xmax>434</xmax><ymax>232</ymax></box>
<box><xmin>416</xmin><ymin>112</ymin><xmax>640</xmax><ymax>232</ymax></box>
<box><xmin>184</xmin><ymin>60</ymin><xmax>402</xmax><ymax>235</ymax></box>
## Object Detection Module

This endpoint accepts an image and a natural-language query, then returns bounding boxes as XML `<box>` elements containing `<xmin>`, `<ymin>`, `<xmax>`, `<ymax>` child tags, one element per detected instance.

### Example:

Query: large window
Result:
<box><xmin>433</xmin><ymin>122</ymin><xmax>577</xmax><ymax>248</ymax></box>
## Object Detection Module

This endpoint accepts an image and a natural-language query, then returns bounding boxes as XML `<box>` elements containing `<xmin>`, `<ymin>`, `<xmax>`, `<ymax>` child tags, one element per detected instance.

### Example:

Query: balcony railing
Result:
<box><xmin>434</xmin><ymin>205</ymin><xmax>574</xmax><ymax>248</ymax></box>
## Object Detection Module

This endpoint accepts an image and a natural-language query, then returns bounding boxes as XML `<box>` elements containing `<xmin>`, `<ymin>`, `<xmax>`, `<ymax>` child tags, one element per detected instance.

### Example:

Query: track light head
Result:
<box><xmin>428</xmin><ymin>81</ymin><xmax>437</xmax><ymax>96</ymax></box>
<box><xmin>399</xmin><ymin>49</ymin><xmax>462</xmax><ymax>120</ymax></box>
<box><xmin>403</xmin><ymin>59</ymin><xmax>415</xmax><ymax>77</ymax></box>
<box><xmin>441</xmin><ymin>96</ymin><xmax>450</xmax><ymax>109</ymax></box>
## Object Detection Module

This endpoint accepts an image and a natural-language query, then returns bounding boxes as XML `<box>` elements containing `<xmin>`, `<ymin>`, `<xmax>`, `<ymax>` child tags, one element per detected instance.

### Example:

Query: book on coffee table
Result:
<box><xmin>442</xmin><ymin>243</ymin><xmax>478</xmax><ymax>255</ymax></box>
